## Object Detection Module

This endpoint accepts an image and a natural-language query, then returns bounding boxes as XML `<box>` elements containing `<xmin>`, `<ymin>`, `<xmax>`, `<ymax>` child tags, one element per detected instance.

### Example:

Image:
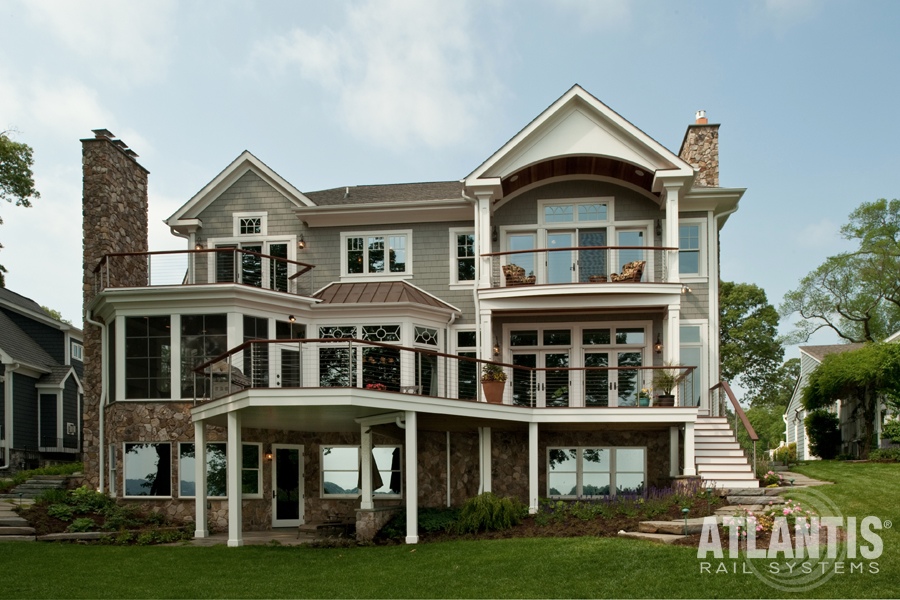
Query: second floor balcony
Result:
<box><xmin>94</xmin><ymin>248</ymin><xmax>317</xmax><ymax>296</ymax></box>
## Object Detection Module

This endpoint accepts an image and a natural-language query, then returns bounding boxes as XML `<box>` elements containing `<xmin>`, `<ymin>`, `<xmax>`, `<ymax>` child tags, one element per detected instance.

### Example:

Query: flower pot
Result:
<box><xmin>638</xmin><ymin>396</ymin><xmax>650</xmax><ymax>407</ymax></box>
<box><xmin>655</xmin><ymin>394</ymin><xmax>675</xmax><ymax>407</ymax></box>
<box><xmin>482</xmin><ymin>380</ymin><xmax>505</xmax><ymax>404</ymax></box>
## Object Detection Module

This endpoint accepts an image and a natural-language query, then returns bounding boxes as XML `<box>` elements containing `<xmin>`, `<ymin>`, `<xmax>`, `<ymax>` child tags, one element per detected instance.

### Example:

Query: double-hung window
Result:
<box><xmin>450</xmin><ymin>229</ymin><xmax>476</xmax><ymax>284</ymax></box>
<box><xmin>678</xmin><ymin>222</ymin><xmax>705</xmax><ymax>277</ymax></box>
<box><xmin>343</xmin><ymin>231</ymin><xmax>412</xmax><ymax>277</ymax></box>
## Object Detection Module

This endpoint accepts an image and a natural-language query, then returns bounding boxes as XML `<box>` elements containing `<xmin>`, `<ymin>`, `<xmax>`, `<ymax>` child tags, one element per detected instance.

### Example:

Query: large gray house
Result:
<box><xmin>81</xmin><ymin>85</ymin><xmax>755</xmax><ymax>546</ymax></box>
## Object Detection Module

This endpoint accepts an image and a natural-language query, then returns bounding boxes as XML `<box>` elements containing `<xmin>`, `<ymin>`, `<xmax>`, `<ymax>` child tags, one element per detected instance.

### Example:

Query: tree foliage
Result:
<box><xmin>736</xmin><ymin>359</ymin><xmax>799</xmax><ymax>451</ymax></box>
<box><xmin>0</xmin><ymin>131</ymin><xmax>40</xmax><ymax>287</ymax></box>
<box><xmin>719</xmin><ymin>281</ymin><xmax>784</xmax><ymax>397</ymax></box>
<box><xmin>781</xmin><ymin>199</ymin><xmax>900</xmax><ymax>343</ymax></box>
<box><xmin>802</xmin><ymin>342</ymin><xmax>900</xmax><ymax>458</ymax></box>
<box><xmin>804</xmin><ymin>409</ymin><xmax>841</xmax><ymax>460</ymax></box>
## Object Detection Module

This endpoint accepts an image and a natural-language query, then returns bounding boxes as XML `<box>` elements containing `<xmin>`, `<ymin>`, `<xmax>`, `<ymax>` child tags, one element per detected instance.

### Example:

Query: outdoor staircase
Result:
<box><xmin>0</xmin><ymin>475</ymin><xmax>69</xmax><ymax>499</ymax></box>
<box><xmin>694</xmin><ymin>416</ymin><xmax>759</xmax><ymax>489</ymax></box>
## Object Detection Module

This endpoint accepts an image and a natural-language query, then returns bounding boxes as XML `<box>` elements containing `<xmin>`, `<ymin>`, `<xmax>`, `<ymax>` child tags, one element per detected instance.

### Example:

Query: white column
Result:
<box><xmin>683</xmin><ymin>422</ymin><xmax>696</xmax><ymax>476</ymax></box>
<box><xmin>663</xmin><ymin>183</ymin><xmax>681</xmax><ymax>283</ymax></box>
<box><xmin>404</xmin><ymin>410</ymin><xmax>418</xmax><ymax>544</ymax></box>
<box><xmin>226</xmin><ymin>411</ymin><xmax>243</xmax><ymax>547</ymax></box>
<box><xmin>669</xmin><ymin>426</ymin><xmax>680</xmax><ymax>478</ymax></box>
<box><xmin>194</xmin><ymin>420</ymin><xmax>208</xmax><ymax>538</ymax></box>
<box><xmin>666</xmin><ymin>304</ymin><xmax>680</xmax><ymax>403</ymax></box>
<box><xmin>475</xmin><ymin>191</ymin><xmax>493</xmax><ymax>290</ymax></box>
<box><xmin>360</xmin><ymin>425</ymin><xmax>374</xmax><ymax>510</ymax></box>
<box><xmin>528</xmin><ymin>422</ymin><xmax>539</xmax><ymax>514</ymax></box>
<box><xmin>479</xmin><ymin>427</ymin><xmax>492</xmax><ymax>493</ymax></box>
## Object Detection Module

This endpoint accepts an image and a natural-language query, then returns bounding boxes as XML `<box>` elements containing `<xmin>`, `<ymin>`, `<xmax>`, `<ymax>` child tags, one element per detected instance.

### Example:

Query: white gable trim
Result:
<box><xmin>166</xmin><ymin>151</ymin><xmax>315</xmax><ymax>232</ymax></box>
<box><xmin>465</xmin><ymin>85</ymin><xmax>694</xmax><ymax>188</ymax></box>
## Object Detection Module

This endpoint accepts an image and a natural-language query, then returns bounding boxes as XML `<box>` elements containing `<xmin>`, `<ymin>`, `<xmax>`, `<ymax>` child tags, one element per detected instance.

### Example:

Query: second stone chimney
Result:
<box><xmin>678</xmin><ymin>110</ymin><xmax>719</xmax><ymax>187</ymax></box>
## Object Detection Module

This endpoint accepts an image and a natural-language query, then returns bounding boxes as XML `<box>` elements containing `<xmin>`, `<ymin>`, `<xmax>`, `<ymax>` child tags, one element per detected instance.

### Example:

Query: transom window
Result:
<box><xmin>541</xmin><ymin>199</ymin><xmax>610</xmax><ymax>224</ymax></box>
<box><xmin>343</xmin><ymin>231</ymin><xmax>411</xmax><ymax>276</ymax></box>
<box><xmin>232</xmin><ymin>212</ymin><xmax>267</xmax><ymax>236</ymax></box>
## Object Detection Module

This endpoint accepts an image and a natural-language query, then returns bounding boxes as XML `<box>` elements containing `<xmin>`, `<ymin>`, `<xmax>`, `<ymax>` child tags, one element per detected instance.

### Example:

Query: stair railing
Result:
<box><xmin>710</xmin><ymin>380</ymin><xmax>759</xmax><ymax>476</ymax></box>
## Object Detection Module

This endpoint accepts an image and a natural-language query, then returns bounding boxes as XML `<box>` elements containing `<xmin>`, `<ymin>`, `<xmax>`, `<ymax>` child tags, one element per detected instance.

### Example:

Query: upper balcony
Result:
<box><xmin>93</xmin><ymin>248</ymin><xmax>317</xmax><ymax>297</ymax></box>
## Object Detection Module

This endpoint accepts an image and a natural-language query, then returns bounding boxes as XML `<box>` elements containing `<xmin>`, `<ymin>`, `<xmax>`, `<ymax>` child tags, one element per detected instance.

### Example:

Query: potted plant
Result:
<box><xmin>652</xmin><ymin>363</ymin><xmax>679</xmax><ymax>407</ymax></box>
<box><xmin>481</xmin><ymin>363</ymin><xmax>507</xmax><ymax>404</ymax></box>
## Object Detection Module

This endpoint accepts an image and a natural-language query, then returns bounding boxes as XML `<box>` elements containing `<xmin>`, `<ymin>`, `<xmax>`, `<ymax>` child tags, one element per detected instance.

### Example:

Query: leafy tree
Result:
<box><xmin>802</xmin><ymin>342</ymin><xmax>900</xmax><ymax>458</ymax></box>
<box><xmin>719</xmin><ymin>281</ymin><xmax>784</xmax><ymax>397</ymax></box>
<box><xmin>736</xmin><ymin>359</ymin><xmax>800</xmax><ymax>451</ymax></box>
<box><xmin>781</xmin><ymin>199</ymin><xmax>900</xmax><ymax>343</ymax></box>
<box><xmin>41</xmin><ymin>306</ymin><xmax>71</xmax><ymax>325</ymax></box>
<box><xmin>0</xmin><ymin>131</ymin><xmax>40</xmax><ymax>287</ymax></box>
<box><xmin>804</xmin><ymin>409</ymin><xmax>841</xmax><ymax>460</ymax></box>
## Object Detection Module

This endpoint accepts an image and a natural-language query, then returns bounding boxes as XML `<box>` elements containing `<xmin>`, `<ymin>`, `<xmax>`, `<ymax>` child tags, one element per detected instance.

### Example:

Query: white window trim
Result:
<box><xmin>448</xmin><ymin>227</ymin><xmax>476</xmax><ymax>287</ymax></box>
<box><xmin>679</xmin><ymin>320</ymin><xmax>709</xmax><ymax>409</ymax></box>
<box><xmin>450</xmin><ymin>327</ymin><xmax>478</xmax><ymax>400</ymax></box>
<box><xmin>71</xmin><ymin>341</ymin><xmax>83</xmax><ymax>362</ymax></box>
<box><xmin>677</xmin><ymin>218</ymin><xmax>707</xmax><ymax>281</ymax></box>
<box><xmin>233</xmin><ymin>211</ymin><xmax>268</xmax><ymax>236</ymax></box>
<box><xmin>340</xmin><ymin>230</ymin><xmax>414</xmax><ymax>280</ymax></box>
<box><xmin>320</xmin><ymin>444</ymin><xmax>361</xmax><ymax>499</ymax></box>
<box><xmin>178</xmin><ymin>441</ymin><xmax>228</xmax><ymax>500</ymax></box>
<box><xmin>122</xmin><ymin>442</ymin><xmax>173</xmax><ymax>499</ymax></box>
<box><xmin>546</xmin><ymin>446</ymin><xmax>647</xmax><ymax>498</ymax></box>
<box><xmin>241</xmin><ymin>442</ymin><xmax>264</xmax><ymax>499</ymax></box>
<box><xmin>118</xmin><ymin>314</ymin><xmax>176</xmax><ymax>402</ymax></box>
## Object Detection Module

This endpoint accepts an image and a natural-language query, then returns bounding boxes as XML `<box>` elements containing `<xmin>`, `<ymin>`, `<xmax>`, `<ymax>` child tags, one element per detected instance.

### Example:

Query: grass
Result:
<box><xmin>0</xmin><ymin>461</ymin><xmax>896</xmax><ymax>599</ymax></box>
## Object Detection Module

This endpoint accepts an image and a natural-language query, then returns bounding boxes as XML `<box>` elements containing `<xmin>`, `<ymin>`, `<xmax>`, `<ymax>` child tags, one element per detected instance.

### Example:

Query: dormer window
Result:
<box><xmin>341</xmin><ymin>230</ymin><xmax>412</xmax><ymax>277</ymax></box>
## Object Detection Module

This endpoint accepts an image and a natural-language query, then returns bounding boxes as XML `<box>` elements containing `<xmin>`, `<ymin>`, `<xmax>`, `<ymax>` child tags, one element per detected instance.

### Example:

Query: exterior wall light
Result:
<box><xmin>654</xmin><ymin>334</ymin><xmax>663</xmax><ymax>355</ymax></box>
<box><xmin>298</xmin><ymin>235</ymin><xmax>306</xmax><ymax>250</ymax></box>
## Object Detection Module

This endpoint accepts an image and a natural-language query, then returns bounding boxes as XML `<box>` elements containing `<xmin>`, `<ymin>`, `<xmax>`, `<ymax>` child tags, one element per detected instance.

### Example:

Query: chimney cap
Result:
<box><xmin>695</xmin><ymin>110</ymin><xmax>708</xmax><ymax>125</ymax></box>
<box><xmin>112</xmin><ymin>140</ymin><xmax>128</xmax><ymax>150</ymax></box>
<box><xmin>91</xmin><ymin>128</ymin><xmax>115</xmax><ymax>140</ymax></box>
<box><xmin>125</xmin><ymin>149</ymin><xmax>140</xmax><ymax>158</ymax></box>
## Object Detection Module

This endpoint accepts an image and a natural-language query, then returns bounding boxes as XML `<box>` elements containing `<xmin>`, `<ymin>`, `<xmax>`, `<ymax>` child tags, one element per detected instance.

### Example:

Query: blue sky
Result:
<box><xmin>1</xmin><ymin>0</ymin><xmax>898</xmax><ymax>362</ymax></box>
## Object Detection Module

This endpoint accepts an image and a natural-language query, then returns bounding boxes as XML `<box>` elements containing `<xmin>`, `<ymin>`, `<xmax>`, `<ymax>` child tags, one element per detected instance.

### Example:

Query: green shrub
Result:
<box><xmin>882</xmin><ymin>420</ymin><xmax>900</xmax><ymax>443</ymax></box>
<box><xmin>774</xmin><ymin>442</ymin><xmax>797</xmax><ymax>465</ymax></box>
<box><xmin>869</xmin><ymin>447</ymin><xmax>900</xmax><ymax>462</ymax></box>
<box><xmin>379</xmin><ymin>507</ymin><xmax>460</xmax><ymax>539</ymax></box>
<box><xmin>454</xmin><ymin>492</ymin><xmax>527</xmax><ymax>534</ymax></box>
<box><xmin>101</xmin><ymin>505</ymin><xmax>144</xmax><ymax>531</ymax></box>
<box><xmin>66</xmin><ymin>518</ymin><xmax>96</xmax><ymax>533</ymax></box>
<box><xmin>47</xmin><ymin>503</ymin><xmax>75</xmax><ymax>522</ymax></box>
<box><xmin>69</xmin><ymin>486</ymin><xmax>114</xmax><ymax>513</ymax></box>
<box><xmin>805</xmin><ymin>410</ymin><xmax>841</xmax><ymax>459</ymax></box>
<box><xmin>36</xmin><ymin>488</ymin><xmax>70</xmax><ymax>505</ymax></box>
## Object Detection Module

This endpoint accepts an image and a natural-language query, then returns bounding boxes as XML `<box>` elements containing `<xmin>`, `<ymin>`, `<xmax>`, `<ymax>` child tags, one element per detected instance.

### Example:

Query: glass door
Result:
<box><xmin>546</xmin><ymin>232</ymin><xmax>574</xmax><ymax>284</ymax></box>
<box><xmin>584</xmin><ymin>352</ymin><xmax>609</xmax><ymax>406</ymax></box>
<box><xmin>616</xmin><ymin>351</ymin><xmax>643</xmax><ymax>407</ymax></box>
<box><xmin>615</xmin><ymin>230</ymin><xmax>645</xmax><ymax>276</ymax></box>
<box><xmin>508</xmin><ymin>233</ymin><xmax>536</xmax><ymax>285</ymax></box>
<box><xmin>578</xmin><ymin>228</ymin><xmax>607</xmax><ymax>282</ymax></box>
<box><xmin>511</xmin><ymin>351</ymin><xmax>570</xmax><ymax>407</ymax></box>
<box><xmin>272</xmin><ymin>444</ymin><xmax>304</xmax><ymax>527</ymax></box>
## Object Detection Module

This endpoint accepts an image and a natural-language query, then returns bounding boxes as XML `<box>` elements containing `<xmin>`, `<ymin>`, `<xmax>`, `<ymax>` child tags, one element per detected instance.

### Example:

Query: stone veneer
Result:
<box><xmin>81</xmin><ymin>133</ymin><xmax>149</xmax><ymax>490</ymax></box>
<box><xmin>679</xmin><ymin>123</ymin><xmax>720</xmax><ymax>187</ymax></box>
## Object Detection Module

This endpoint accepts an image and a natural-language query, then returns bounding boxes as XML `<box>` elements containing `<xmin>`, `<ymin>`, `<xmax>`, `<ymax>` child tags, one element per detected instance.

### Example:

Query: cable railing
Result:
<box><xmin>94</xmin><ymin>248</ymin><xmax>316</xmax><ymax>296</ymax></box>
<box><xmin>191</xmin><ymin>338</ymin><xmax>697</xmax><ymax>409</ymax></box>
<box><xmin>482</xmin><ymin>245</ymin><xmax>677</xmax><ymax>287</ymax></box>
<box><xmin>710</xmin><ymin>380</ymin><xmax>758</xmax><ymax>474</ymax></box>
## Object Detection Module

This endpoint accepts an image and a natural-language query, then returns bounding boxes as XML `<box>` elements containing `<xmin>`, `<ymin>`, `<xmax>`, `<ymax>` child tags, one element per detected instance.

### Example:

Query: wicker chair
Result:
<box><xmin>502</xmin><ymin>263</ymin><xmax>536</xmax><ymax>286</ymax></box>
<box><xmin>609</xmin><ymin>260</ymin><xmax>646</xmax><ymax>283</ymax></box>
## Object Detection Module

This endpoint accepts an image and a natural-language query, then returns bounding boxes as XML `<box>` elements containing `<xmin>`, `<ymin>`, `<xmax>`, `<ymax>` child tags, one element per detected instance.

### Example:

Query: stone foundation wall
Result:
<box><xmin>355</xmin><ymin>506</ymin><xmax>402</xmax><ymax>542</ymax></box>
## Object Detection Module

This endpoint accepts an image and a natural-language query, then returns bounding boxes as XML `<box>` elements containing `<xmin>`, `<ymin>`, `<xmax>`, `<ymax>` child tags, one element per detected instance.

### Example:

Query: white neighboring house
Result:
<box><xmin>784</xmin><ymin>334</ymin><xmax>899</xmax><ymax>459</ymax></box>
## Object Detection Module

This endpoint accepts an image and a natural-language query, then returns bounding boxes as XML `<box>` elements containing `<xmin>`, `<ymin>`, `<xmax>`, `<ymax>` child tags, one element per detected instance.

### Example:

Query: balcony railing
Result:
<box><xmin>94</xmin><ymin>249</ymin><xmax>316</xmax><ymax>296</ymax></box>
<box><xmin>483</xmin><ymin>245</ymin><xmax>677</xmax><ymax>288</ymax></box>
<box><xmin>192</xmin><ymin>338</ymin><xmax>696</xmax><ymax>408</ymax></box>
<box><xmin>38</xmin><ymin>437</ymin><xmax>80</xmax><ymax>454</ymax></box>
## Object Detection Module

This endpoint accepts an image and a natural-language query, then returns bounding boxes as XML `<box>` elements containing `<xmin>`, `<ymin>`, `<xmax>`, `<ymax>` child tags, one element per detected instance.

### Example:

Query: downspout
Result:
<box><xmin>0</xmin><ymin>363</ymin><xmax>21</xmax><ymax>470</ymax></box>
<box><xmin>85</xmin><ymin>309</ymin><xmax>107</xmax><ymax>493</ymax></box>
<box><xmin>461</xmin><ymin>188</ymin><xmax>482</xmax><ymax>352</ymax></box>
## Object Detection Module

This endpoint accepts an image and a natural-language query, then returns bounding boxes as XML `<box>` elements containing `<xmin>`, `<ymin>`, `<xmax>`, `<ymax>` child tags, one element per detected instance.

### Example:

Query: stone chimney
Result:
<box><xmin>81</xmin><ymin>130</ymin><xmax>149</xmax><ymax>488</ymax></box>
<box><xmin>678</xmin><ymin>110</ymin><xmax>719</xmax><ymax>187</ymax></box>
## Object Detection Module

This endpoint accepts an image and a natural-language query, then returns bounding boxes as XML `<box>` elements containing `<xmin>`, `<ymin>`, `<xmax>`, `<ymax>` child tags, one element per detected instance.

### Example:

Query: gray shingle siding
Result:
<box><xmin>0</xmin><ymin>307</ymin><xmax>65</xmax><ymax>364</ymax></box>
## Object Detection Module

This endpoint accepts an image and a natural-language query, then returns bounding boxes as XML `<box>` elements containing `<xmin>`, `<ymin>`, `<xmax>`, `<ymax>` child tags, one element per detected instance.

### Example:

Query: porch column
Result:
<box><xmin>683</xmin><ymin>421</ymin><xmax>696</xmax><ymax>476</ymax></box>
<box><xmin>404</xmin><ymin>410</ymin><xmax>418</xmax><ymax>544</ymax></box>
<box><xmin>473</xmin><ymin>187</ymin><xmax>496</xmax><ymax>290</ymax></box>
<box><xmin>663</xmin><ymin>182</ymin><xmax>681</xmax><ymax>283</ymax></box>
<box><xmin>665</xmin><ymin>304</ymin><xmax>680</xmax><ymax>402</ymax></box>
<box><xmin>226</xmin><ymin>411</ymin><xmax>243</xmax><ymax>547</ymax></box>
<box><xmin>528</xmin><ymin>422</ymin><xmax>539</xmax><ymax>514</ymax></box>
<box><xmin>193</xmin><ymin>419</ymin><xmax>208</xmax><ymax>538</ymax></box>
<box><xmin>669</xmin><ymin>426</ymin><xmax>679</xmax><ymax>478</ymax></box>
<box><xmin>360</xmin><ymin>425</ymin><xmax>374</xmax><ymax>510</ymax></box>
<box><xmin>478</xmin><ymin>427</ymin><xmax>492</xmax><ymax>493</ymax></box>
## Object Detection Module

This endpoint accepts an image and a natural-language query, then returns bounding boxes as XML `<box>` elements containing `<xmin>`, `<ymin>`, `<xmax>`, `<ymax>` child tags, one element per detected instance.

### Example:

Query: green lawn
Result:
<box><xmin>0</xmin><ymin>461</ymin><xmax>896</xmax><ymax>599</ymax></box>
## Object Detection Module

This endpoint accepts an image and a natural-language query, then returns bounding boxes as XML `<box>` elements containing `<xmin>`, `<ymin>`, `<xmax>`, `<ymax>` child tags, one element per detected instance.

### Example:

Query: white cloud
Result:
<box><xmin>553</xmin><ymin>0</ymin><xmax>632</xmax><ymax>31</ymax></box>
<box><xmin>797</xmin><ymin>218</ymin><xmax>841</xmax><ymax>249</ymax></box>
<box><xmin>251</xmin><ymin>0</ymin><xmax>501</xmax><ymax>149</ymax></box>
<box><xmin>20</xmin><ymin>0</ymin><xmax>176</xmax><ymax>85</ymax></box>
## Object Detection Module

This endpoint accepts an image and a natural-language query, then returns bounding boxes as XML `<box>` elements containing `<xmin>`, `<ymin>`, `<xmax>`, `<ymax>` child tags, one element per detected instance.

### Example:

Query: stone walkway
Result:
<box><xmin>0</xmin><ymin>499</ymin><xmax>35</xmax><ymax>542</ymax></box>
<box><xmin>618</xmin><ymin>471</ymin><xmax>832</xmax><ymax>545</ymax></box>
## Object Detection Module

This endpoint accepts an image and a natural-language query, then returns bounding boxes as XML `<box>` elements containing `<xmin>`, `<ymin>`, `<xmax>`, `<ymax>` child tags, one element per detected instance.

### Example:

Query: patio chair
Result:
<box><xmin>609</xmin><ymin>260</ymin><xmax>646</xmax><ymax>282</ymax></box>
<box><xmin>502</xmin><ymin>263</ymin><xmax>536</xmax><ymax>286</ymax></box>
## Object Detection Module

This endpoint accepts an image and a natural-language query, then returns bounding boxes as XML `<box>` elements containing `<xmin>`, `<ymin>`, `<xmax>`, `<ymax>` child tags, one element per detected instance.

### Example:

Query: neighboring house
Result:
<box><xmin>784</xmin><ymin>339</ymin><xmax>898</xmax><ymax>459</ymax></box>
<box><xmin>81</xmin><ymin>85</ymin><xmax>753</xmax><ymax>546</ymax></box>
<box><xmin>0</xmin><ymin>287</ymin><xmax>83</xmax><ymax>472</ymax></box>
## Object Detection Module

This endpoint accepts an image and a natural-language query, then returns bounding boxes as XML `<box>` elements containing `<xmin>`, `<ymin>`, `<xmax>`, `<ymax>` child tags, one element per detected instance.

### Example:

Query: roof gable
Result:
<box><xmin>466</xmin><ymin>85</ymin><xmax>693</xmax><ymax>186</ymax></box>
<box><xmin>0</xmin><ymin>310</ymin><xmax>58</xmax><ymax>371</ymax></box>
<box><xmin>166</xmin><ymin>151</ymin><xmax>314</xmax><ymax>233</ymax></box>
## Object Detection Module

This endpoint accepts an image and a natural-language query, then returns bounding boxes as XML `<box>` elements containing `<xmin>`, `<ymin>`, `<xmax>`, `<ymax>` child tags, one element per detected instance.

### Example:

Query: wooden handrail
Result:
<box><xmin>483</xmin><ymin>245</ymin><xmax>677</xmax><ymax>258</ymax></box>
<box><xmin>93</xmin><ymin>247</ymin><xmax>315</xmax><ymax>274</ymax></box>
<box><xmin>710</xmin><ymin>380</ymin><xmax>758</xmax><ymax>441</ymax></box>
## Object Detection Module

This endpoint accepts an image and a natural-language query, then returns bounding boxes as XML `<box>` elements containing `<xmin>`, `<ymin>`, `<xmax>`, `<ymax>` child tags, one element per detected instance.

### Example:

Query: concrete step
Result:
<box><xmin>696</xmin><ymin>464</ymin><xmax>754</xmax><ymax>473</ymax></box>
<box><xmin>638</xmin><ymin>517</ymin><xmax>718</xmax><ymax>535</ymax></box>
<box><xmin>694</xmin><ymin>435</ymin><xmax>739</xmax><ymax>444</ymax></box>
<box><xmin>700</xmin><ymin>472</ymin><xmax>757</xmax><ymax>483</ymax></box>
<box><xmin>728</xmin><ymin>494</ymin><xmax>784</xmax><ymax>504</ymax></box>
<box><xmin>618</xmin><ymin>531</ymin><xmax>687</xmax><ymax>544</ymax></box>
<box><xmin>694</xmin><ymin>442</ymin><xmax>742</xmax><ymax>450</ymax></box>
<box><xmin>704</xmin><ymin>479</ymin><xmax>761</xmax><ymax>490</ymax></box>
<box><xmin>0</xmin><ymin>527</ymin><xmax>35</xmax><ymax>535</ymax></box>
<box><xmin>695</xmin><ymin>456</ymin><xmax>749</xmax><ymax>464</ymax></box>
<box><xmin>695</xmin><ymin>449</ymin><xmax>746</xmax><ymax>458</ymax></box>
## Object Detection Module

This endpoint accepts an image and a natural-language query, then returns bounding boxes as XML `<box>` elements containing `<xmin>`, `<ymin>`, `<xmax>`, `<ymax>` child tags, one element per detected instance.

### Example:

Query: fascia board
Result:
<box><xmin>166</xmin><ymin>151</ymin><xmax>314</xmax><ymax>226</ymax></box>
<box><xmin>681</xmin><ymin>187</ymin><xmax>745</xmax><ymax>213</ymax></box>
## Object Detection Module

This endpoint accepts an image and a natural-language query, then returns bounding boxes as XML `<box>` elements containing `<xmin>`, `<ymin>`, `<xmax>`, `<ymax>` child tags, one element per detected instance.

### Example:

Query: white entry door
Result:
<box><xmin>272</xmin><ymin>444</ymin><xmax>304</xmax><ymax>527</ymax></box>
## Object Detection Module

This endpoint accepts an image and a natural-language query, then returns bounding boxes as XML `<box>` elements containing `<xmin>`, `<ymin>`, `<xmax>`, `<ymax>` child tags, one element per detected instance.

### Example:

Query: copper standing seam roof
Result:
<box><xmin>313</xmin><ymin>281</ymin><xmax>458</xmax><ymax>312</ymax></box>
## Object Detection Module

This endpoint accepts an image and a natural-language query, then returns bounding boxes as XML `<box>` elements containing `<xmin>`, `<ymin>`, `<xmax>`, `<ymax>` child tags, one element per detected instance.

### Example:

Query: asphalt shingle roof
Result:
<box><xmin>0</xmin><ymin>310</ymin><xmax>58</xmax><ymax>369</ymax></box>
<box><xmin>304</xmin><ymin>181</ymin><xmax>464</xmax><ymax>206</ymax></box>
<box><xmin>802</xmin><ymin>343</ymin><xmax>866</xmax><ymax>362</ymax></box>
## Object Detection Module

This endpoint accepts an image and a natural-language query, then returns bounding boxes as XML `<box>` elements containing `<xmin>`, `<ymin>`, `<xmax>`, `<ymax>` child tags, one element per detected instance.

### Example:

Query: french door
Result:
<box><xmin>214</xmin><ymin>241</ymin><xmax>290</xmax><ymax>291</ymax></box>
<box><xmin>511</xmin><ymin>351</ymin><xmax>570</xmax><ymax>407</ymax></box>
<box><xmin>584</xmin><ymin>350</ymin><xmax>643</xmax><ymax>407</ymax></box>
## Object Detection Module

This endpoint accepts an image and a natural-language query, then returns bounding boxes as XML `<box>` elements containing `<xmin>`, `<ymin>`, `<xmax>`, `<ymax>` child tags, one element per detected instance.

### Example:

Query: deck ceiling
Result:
<box><xmin>501</xmin><ymin>155</ymin><xmax>659</xmax><ymax>198</ymax></box>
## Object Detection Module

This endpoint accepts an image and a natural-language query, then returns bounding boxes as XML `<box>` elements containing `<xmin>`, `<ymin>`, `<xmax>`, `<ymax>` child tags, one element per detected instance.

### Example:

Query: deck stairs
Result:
<box><xmin>695</xmin><ymin>416</ymin><xmax>759</xmax><ymax>489</ymax></box>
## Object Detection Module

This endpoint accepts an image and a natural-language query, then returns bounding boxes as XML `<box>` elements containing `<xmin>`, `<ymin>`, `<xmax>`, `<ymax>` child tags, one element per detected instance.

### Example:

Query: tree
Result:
<box><xmin>41</xmin><ymin>306</ymin><xmax>71</xmax><ymax>325</ymax></box>
<box><xmin>0</xmin><ymin>131</ymin><xmax>40</xmax><ymax>287</ymax></box>
<box><xmin>781</xmin><ymin>199</ymin><xmax>900</xmax><ymax>343</ymax></box>
<box><xmin>719</xmin><ymin>281</ymin><xmax>784</xmax><ymax>398</ymax></box>
<box><xmin>802</xmin><ymin>342</ymin><xmax>900</xmax><ymax>458</ymax></box>
<box><xmin>736</xmin><ymin>359</ymin><xmax>800</xmax><ymax>451</ymax></box>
